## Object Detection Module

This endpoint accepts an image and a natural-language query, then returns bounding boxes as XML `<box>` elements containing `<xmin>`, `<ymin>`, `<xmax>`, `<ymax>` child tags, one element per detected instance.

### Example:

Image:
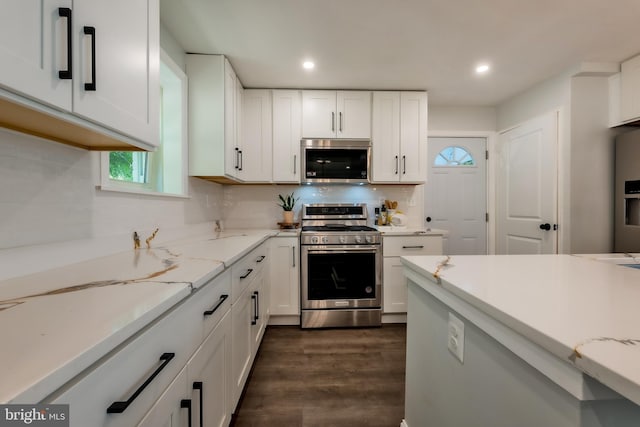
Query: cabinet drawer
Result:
<box><xmin>231</xmin><ymin>243</ymin><xmax>268</xmax><ymax>304</ymax></box>
<box><xmin>383</xmin><ymin>235</ymin><xmax>442</xmax><ymax>257</ymax></box>
<box><xmin>50</xmin><ymin>297</ymin><xmax>199</xmax><ymax>427</ymax></box>
<box><xmin>190</xmin><ymin>269</ymin><xmax>232</xmax><ymax>340</ymax></box>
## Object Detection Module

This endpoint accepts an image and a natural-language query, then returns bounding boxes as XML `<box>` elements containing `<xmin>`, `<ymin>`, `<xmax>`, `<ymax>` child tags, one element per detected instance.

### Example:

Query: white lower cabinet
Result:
<box><xmin>136</xmin><ymin>367</ymin><xmax>190</xmax><ymax>427</ymax></box>
<box><xmin>47</xmin><ymin>242</ymin><xmax>273</xmax><ymax>427</ymax></box>
<box><xmin>269</xmin><ymin>236</ymin><xmax>299</xmax><ymax>317</ymax></box>
<box><xmin>382</xmin><ymin>235</ymin><xmax>442</xmax><ymax>313</ymax></box>
<box><xmin>187</xmin><ymin>310</ymin><xmax>233</xmax><ymax>427</ymax></box>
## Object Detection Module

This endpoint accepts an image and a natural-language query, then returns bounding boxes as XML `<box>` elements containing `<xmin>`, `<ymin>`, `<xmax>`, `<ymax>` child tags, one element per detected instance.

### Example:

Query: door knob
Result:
<box><xmin>539</xmin><ymin>223</ymin><xmax>551</xmax><ymax>231</ymax></box>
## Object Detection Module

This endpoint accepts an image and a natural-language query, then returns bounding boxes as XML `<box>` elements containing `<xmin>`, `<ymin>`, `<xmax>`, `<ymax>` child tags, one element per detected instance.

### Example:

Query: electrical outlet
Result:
<box><xmin>447</xmin><ymin>312</ymin><xmax>465</xmax><ymax>363</ymax></box>
<box><xmin>407</xmin><ymin>198</ymin><xmax>416</xmax><ymax>207</ymax></box>
<box><xmin>378</xmin><ymin>197</ymin><xmax>386</xmax><ymax>206</ymax></box>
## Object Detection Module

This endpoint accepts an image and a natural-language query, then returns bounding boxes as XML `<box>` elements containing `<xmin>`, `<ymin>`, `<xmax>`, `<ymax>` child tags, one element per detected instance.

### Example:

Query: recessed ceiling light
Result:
<box><xmin>475</xmin><ymin>63</ymin><xmax>490</xmax><ymax>74</ymax></box>
<box><xmin>303</xmin><ymin>61</ymin><xmax>315</xmax><ymax>70</ymax></box>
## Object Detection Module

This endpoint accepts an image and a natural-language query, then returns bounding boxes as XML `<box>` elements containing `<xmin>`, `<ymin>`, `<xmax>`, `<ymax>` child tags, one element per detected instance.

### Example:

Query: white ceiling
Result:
<box><xmin>160</xmin><ymin>0</ymin><xmax>640</xmax><ymax>106</ymax></box>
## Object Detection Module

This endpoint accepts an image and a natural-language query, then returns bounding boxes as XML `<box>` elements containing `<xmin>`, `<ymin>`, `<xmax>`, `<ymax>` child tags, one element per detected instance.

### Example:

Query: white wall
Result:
<box><xmin>429</xmin><ymin>106</ymin><xmax>497</xmax><ymax>131</ymax></box>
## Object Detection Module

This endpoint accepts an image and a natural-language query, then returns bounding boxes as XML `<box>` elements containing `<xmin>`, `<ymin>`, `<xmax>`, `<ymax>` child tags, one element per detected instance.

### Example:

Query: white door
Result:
<box><xmin>496</xmin><ymin>112</ymin><xmax>558</xmax><ymax>254</ymax></box>
<box><xmin>425</xmin><ymin>137</ymin><xmax>487</xmax><ymax>255</ymax></box>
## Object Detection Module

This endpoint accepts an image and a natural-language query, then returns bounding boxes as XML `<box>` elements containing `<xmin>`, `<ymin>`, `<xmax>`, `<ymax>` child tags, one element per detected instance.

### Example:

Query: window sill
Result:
<box><xmin>97</xmin><ymin>184</ymin><xmax>190</xmax><ymax>199</ymax></box>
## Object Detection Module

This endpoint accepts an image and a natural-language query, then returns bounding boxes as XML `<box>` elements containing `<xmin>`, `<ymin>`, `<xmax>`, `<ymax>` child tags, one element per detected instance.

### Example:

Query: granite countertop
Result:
<box><xmin>0</xmin><ymin>229</ymin><xmax>279</xmax><ymax>404</ymax></box>
<box><xmin>400</xmin><ymin>254</ymin><xmax>640</xmax><ymax>406</ymax></box>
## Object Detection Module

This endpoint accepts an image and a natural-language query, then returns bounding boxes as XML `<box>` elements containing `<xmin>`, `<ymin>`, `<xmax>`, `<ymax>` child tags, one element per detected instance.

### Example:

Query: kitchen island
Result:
<box><xmin>401</xmin><ymin>254</ymin><xmax>640</xmax><ymax>427</ymax></box>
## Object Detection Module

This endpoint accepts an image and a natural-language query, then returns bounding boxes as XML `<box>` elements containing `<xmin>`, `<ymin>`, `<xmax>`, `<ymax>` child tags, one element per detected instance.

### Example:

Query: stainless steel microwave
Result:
<box><xmin>301</xmin><ymin>139</ymin><xmax>371</xmax><ymax>184</ymax></box>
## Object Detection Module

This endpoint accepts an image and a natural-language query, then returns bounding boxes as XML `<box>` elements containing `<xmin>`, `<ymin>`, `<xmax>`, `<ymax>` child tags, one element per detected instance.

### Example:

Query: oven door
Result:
<box><xmin>301</xmin><ymin>246</ymin><xmax>381</xmax><ymax>309</ymax></box>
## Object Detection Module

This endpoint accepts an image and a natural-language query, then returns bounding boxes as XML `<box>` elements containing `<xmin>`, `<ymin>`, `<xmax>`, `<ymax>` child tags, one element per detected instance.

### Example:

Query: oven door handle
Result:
<box><xmin>305</xmin><ymin>248</ymin><xmax>379</xmax><ymax>254</ymax></box>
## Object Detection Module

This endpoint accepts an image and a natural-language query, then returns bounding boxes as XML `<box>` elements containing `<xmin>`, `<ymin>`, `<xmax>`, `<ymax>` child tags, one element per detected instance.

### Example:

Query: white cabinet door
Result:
<box><xmin>242</xmin><ymin>89</ymin><xmax>272</xmax><ymax>182</ymax></box>
<box><xmin>621</xmin><ymin>55</ymin><xmax>640</xmax><ymax>122</ymax></box>
<box><xmin>337</xmin><ymin>91</ymin><xmax>371</xmax><ymax>138</ymax></box>
<box><xmin>302</xmin><ymin>90</ymin><xmax>337</xmax><ymax>138</ymax></box>
<box><xmin>73</xmin><ymin>0</ymin><xmax>159</xmax><ymax>145</ymax></box>
<box><xmin>187</xmin><ymin>311</ymin><xmax>232</xmax><ymax>427</ymax></box>
<box><xmin>269</xmin><ymin>237</ymin><xmax>299</xmax><ymax>316</ymax></box>
<box><xmin>0</xmin><ymin>0</ymin><xmax>72</xmax><ymax>110</ymax></box>
<box><xmin>272</xmin><ymin>90</ymin><xmax>302</xmax><ymax>183</ymax></box>
<box><xmin>231</xmin><ymin>285</ymin><xmax>253</xmax><ymax>409</ymax></box>
<box><xmin>399</xmin><ymin>91</ymin><xmax>428</xmax><ymax>182</ymax></box>
<box><xmin>371</xmin><ymin>91</ymin><xmax>401</xmax><ymax>182</ymax></box>
<box><xmin>224</xmin><ymin>58</ymin><xmax>239</xmax><ymax>178</ymax></box>
<box><xmin>383</xmin><ymin>257</ymin><xmax>407</xmax><ymax>313</ymax></box>
<box><xmin>137</xmin><ymin>368</ymin><xmax>190</xmax><ymax>427</ymax></box>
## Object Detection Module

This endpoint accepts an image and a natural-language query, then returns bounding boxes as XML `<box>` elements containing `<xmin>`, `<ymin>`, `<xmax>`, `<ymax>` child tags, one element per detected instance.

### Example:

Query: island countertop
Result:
<box><xmin>0</xmin><ymin>229</ymin><xmax>280</xmax><ymax>404</ymax></box>
<box><xmin>401</xmin><ymin>254</ymin><xmax>640</xmax><ymax>406</ymax></box>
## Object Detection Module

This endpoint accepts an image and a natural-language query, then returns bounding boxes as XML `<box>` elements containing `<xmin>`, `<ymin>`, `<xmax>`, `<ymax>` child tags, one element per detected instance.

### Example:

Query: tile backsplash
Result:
<box><xmin>222</xmin><ymin>183</ymin><xmax>425</xmax><ymax>229</ymax></box>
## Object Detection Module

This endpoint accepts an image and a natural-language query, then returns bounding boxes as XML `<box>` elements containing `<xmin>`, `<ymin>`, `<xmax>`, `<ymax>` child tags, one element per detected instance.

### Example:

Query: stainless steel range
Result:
<box><xmin>300</xmin><ymin>203</ymin><xmax>382</xmax><ymax>328</ymax></box>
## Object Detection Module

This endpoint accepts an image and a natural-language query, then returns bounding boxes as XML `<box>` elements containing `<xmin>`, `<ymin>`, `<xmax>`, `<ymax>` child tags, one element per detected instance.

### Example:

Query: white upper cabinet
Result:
<box><xmin>272</xmin><ymin>90</ymin><xmax>302</xmax><ymax>183</ymax></box>
<box><xmin>301</xmin><ymin>90</ymin><xmax>371</xmax><ymax>138</ymax></box>
<box><xmin>241</xmin><ymin>89</ymin><xmax>273</xmax><ymax>182</ymax></box>
<box><xmin>0</xmin><ymin>0</ymin><xmax>72</xmax><ymax>110</ymax></box>
<box><xmin>0</xmin><ymin>0</ymin><xmax>159</xmax><ymax>150</ymax></box>
<box><xmin>620</xmin><ymin>54</ymin><xmax>640</xmax><ymax>123</ymax></box>
<box><xmin>371</xmin><ymin>91</ymin><xmax>428</xmax><ymax>183</ymax></box>
<box><xmin>187</xmin><ymin>54</ymin><xmax>243</xmax><ymax>182</ymax></box>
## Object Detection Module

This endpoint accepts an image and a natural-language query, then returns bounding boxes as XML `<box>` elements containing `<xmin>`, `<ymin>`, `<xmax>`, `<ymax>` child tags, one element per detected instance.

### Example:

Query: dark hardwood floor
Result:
<box><xmin>230</xmin><ymin>324</ymin><xmax>407</xmax><ymax>427</ymax></box>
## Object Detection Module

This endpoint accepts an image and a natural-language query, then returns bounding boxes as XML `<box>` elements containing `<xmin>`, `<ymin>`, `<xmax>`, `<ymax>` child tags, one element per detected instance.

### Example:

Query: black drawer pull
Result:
<box><xmin>83</xmin><ymin>26</ymin><xmax>96</xmax><ymax>91</ymax></box>
<box><xmin>402</xmin><ymin>245</ymin><xmax>425</xmax><ymax>249</ymax></box>
<box><xmin>256</xmin><ymin>255</ymin><xmax>266</xmax><ymax>263</ymax></box>
<box><xmin>106</xmin><ymin>352</ymin><xmax>175</xmax><ymax>413</ymax></box>
<box><xmin>240</xmin><ymin>268</ymin><xmax>253</xmax><ymax>279</ymax></box>
<box><xmin>58</xmin><ymin>8</ymin><xmax>72</xmax><ymax>79</ymax></box>
<box><xmin>193</xmin><ymin>382</ymin><xmax>203</xmax><ymax>427</ymax></box>
<box><xmin>181</xmin><ymin>399</ymin><xmax>192</xmax><ymax>427</ymax></box>
<box><xmin>203</xmin><ymin>294</ymin><xmax>228</xmax><ymax>316</ymax></box>
<box><xmin>254</xmin><ymin>291</ymin><xmax>260</xmax><ymax>322</ymax></box>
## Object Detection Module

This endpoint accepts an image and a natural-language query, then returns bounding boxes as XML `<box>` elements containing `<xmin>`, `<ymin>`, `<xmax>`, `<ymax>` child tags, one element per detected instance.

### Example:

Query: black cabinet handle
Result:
<box><xmin>238</xmin><ymin>150</ymin><xmax>243</xmax><ymax>171</ymax></box>
<box><xmin>394</xmin><ymin>156</ymin><xmax>399</xmax><ymax>175</ymax></box>
<box><xmin>402</xmin><ymin>155</ymin><xmax>406</xmax><ymax>174</ymax></box>
<box><xmin>539</xmin><ymin>223</ymin><xmax>551</xmax><ymax>231</ymax></box>
<box><xmin>292</xmin><ymin>246</ymin><xmax>296</xmax><ymax>268</ymax></box>
<box><xmin>240</xmin><ymin>268</ymin><xmax>253</xmax><ymax>279</ymax></box>
<box><xmin>58</xmin><ymin>8</ymin><xmax>72</xmax><ymax>79</ymax></box>
<box><xmin>402</xmin><ymin>245</ymin><xmax>425</xmax><ymax>249</ymax></box>
<box><xmin>83</xmin><ymin>26</ymin><xmax>96</xmax><ymax>91</ymax></box>
<box><xmin>234</xmin><ymin>147</ymin><xmax>239</xmax><ymax>170</ymax></box>
<box><xmin>203</xmin><ymin>294</ymin><xmax>228</xmax><ymax>316</ymax></box>
<box><xmin>256</xmin><ymin>255</ymin><xmax>266</xmax><ymax>263</ymax></box>
<box><xmin>251</xmin><ymin>293</ymin><xmax>257</xmax><ymax>325</ymax></box>
<box><xmin>331</xmin><ymin>112</ymin><xmax>335</xmax><ymax>132</ymax></box>
<box><xmin>193</xmin><ymin>382</ymin><xmax>203</xmax><ymax>427</ymax></box>
<box><xmin>339</xmin><ymin>112</ymin><xmax>343</xmax><ymax>132</ymax></box>
<box><xmin>181</xmin><ymin>399</ymin><xmax>192</xmax><ymax>427</ymax></box>
<box><xmin>107</xmin><ymin>353</ymin><xmax>175</xmax><ymax>413</ymax></box>
<box><xmin>254</xmin><ymin>291</ymin><xmax>260</xmax><ymax>322</ymax></box>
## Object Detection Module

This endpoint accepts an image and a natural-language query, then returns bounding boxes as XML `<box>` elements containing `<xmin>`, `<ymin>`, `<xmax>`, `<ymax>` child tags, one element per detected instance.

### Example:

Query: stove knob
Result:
<box><xmin>311</xmin><ymin>236</ymin><xmax>320</xmax><ymax>244</ymax></box>
<box><xmin>365</xmin><ymin>235</ymin><xmax>373</xmax><ymax>243</ymax></box>
<box><xmin>321</xmin><ymin>236</ymin><xmax>329</xmax><ymax>244</ymax></box>
<box><xmin>355</xmin><ymin>235</ymin><xmax>363</xmax><ymax>244</ymax></box>
<box><xmin>339</xmin><ymin>236</ymin><xmax>347</xmax><ymax>244</ymax></box>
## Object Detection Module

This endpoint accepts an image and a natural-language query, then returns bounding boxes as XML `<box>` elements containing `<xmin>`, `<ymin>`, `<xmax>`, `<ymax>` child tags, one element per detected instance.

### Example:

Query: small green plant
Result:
<box><xmin>277</xmin><ymin>192</ymin><xmax>298</xmax><ymax>211</ymax></box>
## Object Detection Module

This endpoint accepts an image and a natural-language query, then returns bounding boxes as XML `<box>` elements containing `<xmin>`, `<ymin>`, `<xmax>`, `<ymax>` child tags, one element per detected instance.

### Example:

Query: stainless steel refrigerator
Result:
<box><xmin>615</xmin><ymin>129</ymin><xmax>640</xmax><ymax>252</ymax></box>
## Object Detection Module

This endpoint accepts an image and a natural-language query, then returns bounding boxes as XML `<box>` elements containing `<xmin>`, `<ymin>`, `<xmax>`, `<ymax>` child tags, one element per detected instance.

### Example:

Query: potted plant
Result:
<box><xmin>278</xmin><ymin>192</ymin><xmax>298</xmax><ymax>224</ymax></box>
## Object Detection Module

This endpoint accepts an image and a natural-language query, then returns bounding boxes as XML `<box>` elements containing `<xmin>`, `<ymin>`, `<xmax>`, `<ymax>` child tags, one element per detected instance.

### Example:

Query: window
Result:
<box><xmin>100</xmin><ymin>49</ymin><xmax>187</xmax><ymax>197</ymax></box>
<box><xmin>434</xmin><ymin>146</ymin><xmax>475</xmax><ymax>167</ymax></box>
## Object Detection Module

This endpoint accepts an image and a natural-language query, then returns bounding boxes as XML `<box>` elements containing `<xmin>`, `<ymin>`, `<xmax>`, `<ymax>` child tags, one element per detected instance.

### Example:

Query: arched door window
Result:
<box><xmin>433</xmin><ymin>146</ymin><xmax>475</xmax><ymax>166</ymax></box>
